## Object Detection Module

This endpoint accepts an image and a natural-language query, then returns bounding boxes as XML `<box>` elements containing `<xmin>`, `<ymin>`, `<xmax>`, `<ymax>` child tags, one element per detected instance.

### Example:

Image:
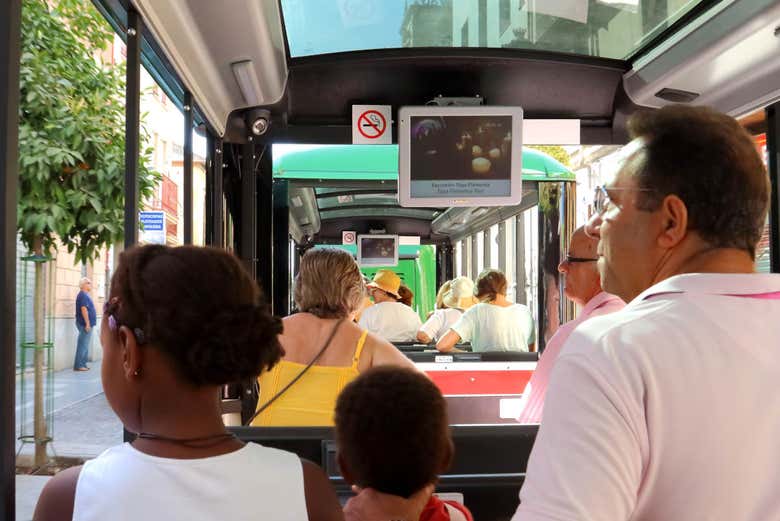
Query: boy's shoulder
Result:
<box><xmin>420</xmin><ymin>495</ymin><xmax>474</xmax><ymax>521</ymax></box>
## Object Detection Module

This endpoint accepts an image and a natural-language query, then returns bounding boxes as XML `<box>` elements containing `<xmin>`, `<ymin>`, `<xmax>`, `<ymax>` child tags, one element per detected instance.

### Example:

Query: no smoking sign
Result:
<box><xmin>352</xmin><ymin>105</ymin><xmax>392</xmax><ymax>144</ymax></box>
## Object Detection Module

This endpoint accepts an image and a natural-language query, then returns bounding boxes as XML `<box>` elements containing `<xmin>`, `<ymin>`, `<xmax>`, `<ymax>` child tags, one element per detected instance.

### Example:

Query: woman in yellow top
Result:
<box><xmin>251</xmin><ymin>247</ymin><xmax>416</xmax><ymax>426</ymax></box>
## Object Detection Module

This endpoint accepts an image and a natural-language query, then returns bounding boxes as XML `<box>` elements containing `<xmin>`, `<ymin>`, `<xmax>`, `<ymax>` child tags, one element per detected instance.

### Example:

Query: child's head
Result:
<box><xmin>100</xmin><ymin>244</ymin><xmax>283</xmax><ymax>432</ymax></box>
<box><xmin>334</xmin><ymin>366</ymin><xmax>452</xmax><ymax>498</ymax></box>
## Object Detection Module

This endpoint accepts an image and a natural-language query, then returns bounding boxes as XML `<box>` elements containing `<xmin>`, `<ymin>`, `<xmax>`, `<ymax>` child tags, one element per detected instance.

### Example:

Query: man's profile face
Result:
<box><xmin>558</xmin><ymin>230</ymin><xmax>600</xmax><ymax>306</ymax></box>
<box><xmin>592</xmin><ymin>151</ymin><xmax>663</xmax><ymax>302</ymax></box>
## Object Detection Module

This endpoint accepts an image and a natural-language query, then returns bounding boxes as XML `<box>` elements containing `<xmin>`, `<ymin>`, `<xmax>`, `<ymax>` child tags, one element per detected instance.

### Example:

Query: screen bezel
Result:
<box><xmin>356</xmin><ymin>234</ymin><xmax>399</xmax><ymax>267</ymax></box>
<box><xmin>398</xmin><ymin>106</ymin><xmax>524</xmax><ymax>208</ymax></box>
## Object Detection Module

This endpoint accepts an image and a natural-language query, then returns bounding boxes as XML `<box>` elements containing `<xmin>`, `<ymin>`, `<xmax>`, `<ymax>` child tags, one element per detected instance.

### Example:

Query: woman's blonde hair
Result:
<box><xmin>475</xmin><ymin>269</ymin><xmax>507</xmax><ymax>302</ymax></box>
<box><xmin>294</xmin><ymin>248</ymin><xmax>364</xmax><ymax>318</ymax></box>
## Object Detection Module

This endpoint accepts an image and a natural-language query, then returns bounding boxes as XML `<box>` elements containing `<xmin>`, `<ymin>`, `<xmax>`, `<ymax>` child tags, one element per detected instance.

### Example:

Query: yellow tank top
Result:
<box><xmin>251</xmin><ymin>330</ymin><xmax>369</xmax><ymax>427</ymax></box>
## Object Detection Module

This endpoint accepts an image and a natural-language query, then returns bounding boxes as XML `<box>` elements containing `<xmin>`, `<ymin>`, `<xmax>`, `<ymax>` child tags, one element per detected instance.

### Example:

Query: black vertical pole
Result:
<box><xmin>123</xmin><ymin>8</ymin><xmax>141</xmax><ymax>444</ymax></box>
<box><xmin>536</xmin><ymin>204</ymin><xmax>545</xmax><ymax>353</ymax></box>
<box><xmin>257</xmin><ymin>146</ymin><xmax>273</xmax><ymax>303</ymax></box>
<box><xmin>436</xmin><ymin>241</ymin><xmax>453</xmax><ymax>290</ymax></box>
<box><xmin>272</xmin><ymin>180</ymin><xmax>289</xmax><ymax>316</ymax></box>
<box><xmin>0</xmin><ymin>1</ymin><xmax>21</xmax><ymax>518</ymax></box>
<box><xmin>204</xmin><ymin>132</ymin><xmax>214</xmax><ymax>246</ymax></box>
<box><xmin>767</xmin><ymin>102</ymin><xmax>780</xmax><ymax>273</ymax></box>
<box><xmin>214</xmin><ymin>137</ymin><xmax>224</xmax><ymax>248</ymax></box>
<box><xmin>124</xmin><ymin>9</ymin><xmax>141</xmax><ymax>248</ymax></box>
<box><xmin>183</xmin><ymin>92</ymin><xmax>193</xmax><ymax>244</ymax></box>
<box><xmin>241</xmin><ymin>141</ymin><xmax>257</xmax><ymax>278</ymax></box>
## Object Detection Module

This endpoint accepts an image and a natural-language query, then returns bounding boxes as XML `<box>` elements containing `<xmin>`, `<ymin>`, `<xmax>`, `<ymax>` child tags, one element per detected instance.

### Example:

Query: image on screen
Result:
<box><xmin>360</xmin><ymin>237</ymin><xmax>397</xmax><ymax>266</ymax></box>
<box><xmin>409</xmin><ymin>115</ymin><xmax>512</xmax><ymax>198</ymax></box>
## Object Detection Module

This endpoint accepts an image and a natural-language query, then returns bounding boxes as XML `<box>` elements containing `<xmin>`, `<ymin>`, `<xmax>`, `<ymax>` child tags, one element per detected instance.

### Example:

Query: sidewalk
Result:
<box><xmin>15</xmin><ymin>360</ymin><xmax>122</xmax><ymax>520</ymax></box>
<box><xmin>16</xmin><ymin>359</ymin><xmax>122</xmax><ymax>459</ymax></box>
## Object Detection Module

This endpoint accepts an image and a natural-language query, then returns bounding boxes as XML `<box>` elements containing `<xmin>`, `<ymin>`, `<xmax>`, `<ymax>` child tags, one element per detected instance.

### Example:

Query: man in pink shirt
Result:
<box><xmin>343</xmin><ymin>106</ymin><xmax>780</xmax><ymax>521</ymax></box>
<box><xmin>512</xmin><ymin>106</ymin><xmax>780</xmax><ymax>521</ymax></box>
<box><xmin>517</xmin><ymin>226</ymin><xmax>624</xmax><ymax>424</ymax></box>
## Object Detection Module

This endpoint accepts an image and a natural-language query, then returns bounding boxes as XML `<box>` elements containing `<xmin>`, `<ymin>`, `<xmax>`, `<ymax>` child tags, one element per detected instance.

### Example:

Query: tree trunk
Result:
<box><xmin>32</xmin><ymin>236</ymin><xmax>47</xmax><ymax>467</ymax></box>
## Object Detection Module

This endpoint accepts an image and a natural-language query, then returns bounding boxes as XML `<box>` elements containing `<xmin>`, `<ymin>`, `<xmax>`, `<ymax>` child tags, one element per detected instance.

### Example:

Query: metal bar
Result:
<box><xmin>122</xmin><ymin>7</ymin><xmax>142</xmax><ymax>445</ymax></box>
<box><xmin>257</xmin><ymin>146</ymin><xmax>273</xmax><ymax>303</ymax></box>
<box><xmin>483</xmin><ymin>229</ymin><xmax>491</xmax><ymax>269</ymax></box>
<box><xmin>124</xmin><ymin>8</ymin><xmax>141</xmax><ymax>248</ymax></box>
<box><xmin>497</xmin><ymin>221</ymin><xmax>507</xmax><ymax>274</ymax></box>
<box><xmin>470</xmin><ymin>234</ymin><xmax>479</xmax><ymax>280</ymax></box>
<box><xmin>0</xmin><ymin>1</ymin><xmax>21</xmax><ymax>517</ymax></box>
<box><xmin>460</xmin><ymin>239</ymin><xmax>468</xmax><ymax>278</ymax></box>
<box><xmin>204</xmin><ymin>131</ymin><xmax>214</xmax><ymax>246</ymax></box>
<box><xmin>272</xmin><ymin>180</ymin><xmax>290</xmax><ymax>315</ymax></box>
<box><xmin>515</xmin><ymin>214</ymin><xmax>527</xmax><ymax>305</ymax></box>
<box><xmin>241</xmin><ymin>142</ymin><xmax>257</xmax><ymax>278</ymax></box>
<box><xmin>537</xmin><ymin>204</ymin><xmax>545</xmax><ymax>353</ymax></box>
<box><xmin>768</xmin><ymin>102</ymin><xmax>780</xmax><ymax>273</ymax></box>
<box><xmin>436</xmin><ymin>242</ymin><xmax>454</xmax><ymax>290</ymax></box>
<box><xmin>183</xmin><ymin>92</ymin><xmax>193</xmax><ymax>244</ymax></box>
<box><xmin>213</xmin><ymin>136</ymin><xmax>224</xmax><ymax>248</ymax></box>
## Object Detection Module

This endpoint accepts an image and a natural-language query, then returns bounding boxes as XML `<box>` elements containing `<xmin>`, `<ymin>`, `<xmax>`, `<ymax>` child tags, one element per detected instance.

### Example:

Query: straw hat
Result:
<box><xmin>443</xmin><ymin>276</ymin><xmax>478</xmax><ymax>310</ymax></box>
<box><xmin>366</xmin><ymin>270</ymin><xmax>401</xmax><ymax>299</ymax></box>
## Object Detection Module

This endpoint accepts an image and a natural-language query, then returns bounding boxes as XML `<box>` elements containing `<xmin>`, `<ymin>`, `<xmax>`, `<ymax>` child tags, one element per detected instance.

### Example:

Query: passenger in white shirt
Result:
<box><xmin>513</xmin><ymin>106</ymin><xmax>780</xmax><ymax>521</ymax></box>
<box><xmin>437</xmin><ymin>269</ymin><xmax>535</xmax><ymax>353</ymax></box>
<box><xmin>359</xmin><ymin>269</ymin><xmax>422</xmax><ymax>343</ymax></box>
<box><xmin>417</xmin><ymin>276</ymin><xmax>477</xmax><ymax>344</ymax></box>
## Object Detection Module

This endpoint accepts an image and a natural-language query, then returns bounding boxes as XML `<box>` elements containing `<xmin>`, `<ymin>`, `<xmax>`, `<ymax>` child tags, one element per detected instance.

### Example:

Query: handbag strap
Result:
<box><xmin>244</xmin><ymin>318</ymin><xmax>346</xmax><ymax>426</ymax></box>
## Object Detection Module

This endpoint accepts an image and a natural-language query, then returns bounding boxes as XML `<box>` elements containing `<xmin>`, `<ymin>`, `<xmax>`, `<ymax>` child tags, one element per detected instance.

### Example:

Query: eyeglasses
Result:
<box><xmin>593</xmin><ymin>185</ymin><xmax>656</xmax><ymax>215</ymax></box>
<box><xmin>563</xmin><ymin>255</ymin><xmax>598</xmax><ymax>264</ymax></box>
<box><xmin>104</xmin><ymin>298</ymin><xmax>148</xmax><ymax>344</ymax></box>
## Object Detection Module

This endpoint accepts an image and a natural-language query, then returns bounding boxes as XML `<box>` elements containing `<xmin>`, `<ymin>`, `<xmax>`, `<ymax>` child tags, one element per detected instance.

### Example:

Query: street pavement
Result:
<box><xmin>15</xmin><ymin>359</ymin><xmax>122</xmax><ymax>520</ymax></box>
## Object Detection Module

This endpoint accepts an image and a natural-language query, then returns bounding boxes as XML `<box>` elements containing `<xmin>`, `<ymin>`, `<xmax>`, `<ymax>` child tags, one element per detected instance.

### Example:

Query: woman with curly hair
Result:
<box><xmin>33</xmin><ymin>245</ymin><xmax>341</xmax><ymax>521</ymax></box>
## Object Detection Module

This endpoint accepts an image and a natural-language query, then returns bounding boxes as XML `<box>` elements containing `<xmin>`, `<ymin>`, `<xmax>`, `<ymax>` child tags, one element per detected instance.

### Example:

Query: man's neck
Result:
<box><xmin>651</xmin><ymin>239</ymin><xmax>755</xmax><ymax>288</ymax></box>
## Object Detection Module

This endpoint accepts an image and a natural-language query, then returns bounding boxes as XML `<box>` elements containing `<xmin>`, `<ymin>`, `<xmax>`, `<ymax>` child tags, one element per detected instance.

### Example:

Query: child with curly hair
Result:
<box><xmin>335</xmin><ymin>366</ymin><xmax>473</xmax><ymax>521</ymax></box>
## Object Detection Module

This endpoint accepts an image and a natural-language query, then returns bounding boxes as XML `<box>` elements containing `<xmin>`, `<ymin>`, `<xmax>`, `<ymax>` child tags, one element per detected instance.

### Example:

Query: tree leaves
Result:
<box><xmin>18</xmin><ymin>0</ymin><xmax>161</xmax><ymax>262</ymax></box>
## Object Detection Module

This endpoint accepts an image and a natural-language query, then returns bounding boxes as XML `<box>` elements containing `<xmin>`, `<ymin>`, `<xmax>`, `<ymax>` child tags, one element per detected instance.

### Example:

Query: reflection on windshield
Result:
<box><xmin>281</xmin><ymin>0</ymin><xmax>705</xmax><ymax>60</ymax></box>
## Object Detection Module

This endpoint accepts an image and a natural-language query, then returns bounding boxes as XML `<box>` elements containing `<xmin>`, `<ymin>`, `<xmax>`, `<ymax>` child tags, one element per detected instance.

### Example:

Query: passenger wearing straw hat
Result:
<box><xmin>359</xmin><ymin>270</ymin><xmax>422</xmax><ymax>343</ymax></box>
<box><xmin>417</xmin><ymin>277</ymin><xmax>477</xmax><ymax>344</ymax></box>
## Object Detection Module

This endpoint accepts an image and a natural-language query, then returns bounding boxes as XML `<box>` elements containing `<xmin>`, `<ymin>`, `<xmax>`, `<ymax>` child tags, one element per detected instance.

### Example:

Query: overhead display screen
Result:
<box><xmin>357</xmin><ymin>234</ymin><xmax>398</xmax><ymax>267</ymax></box>
<box><xmin>399</xmin><ymin>106</ymin><xmax>523</xmax><ymax>207</ymax></box>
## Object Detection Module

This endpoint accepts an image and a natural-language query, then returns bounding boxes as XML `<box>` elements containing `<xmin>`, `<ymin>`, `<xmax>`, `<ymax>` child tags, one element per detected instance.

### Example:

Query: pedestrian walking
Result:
<box><xmin>74</xmin><ymin>277</ymin><xmax>96</xmax><ymax>371</ymax></box>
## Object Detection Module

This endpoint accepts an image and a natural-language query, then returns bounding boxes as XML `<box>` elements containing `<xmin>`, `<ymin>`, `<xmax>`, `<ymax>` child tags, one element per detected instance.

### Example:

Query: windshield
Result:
<box><xmin>281</xmin><ymin>0</ymin><xmax>711</xmax><ymax>60</ymax></box>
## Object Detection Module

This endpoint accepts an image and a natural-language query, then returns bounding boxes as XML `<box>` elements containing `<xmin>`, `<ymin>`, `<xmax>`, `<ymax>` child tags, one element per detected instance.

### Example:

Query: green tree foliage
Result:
<box><xmin>529</xmin><ymin>145</ymin><xmax>572</xmax><ymax>167</ymax></box>
<box><xmin>18</xmin><ymin>0</ymin><xmax>159</xmax><ymax>262</ymax></box>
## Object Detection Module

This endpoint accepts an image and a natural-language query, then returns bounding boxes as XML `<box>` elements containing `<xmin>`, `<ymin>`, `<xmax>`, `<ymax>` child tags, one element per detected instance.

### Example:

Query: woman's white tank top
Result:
<box><xmin>72</xmin><ymin>442</ymin><xmax>308</xmax><ymax>521</ymax></box>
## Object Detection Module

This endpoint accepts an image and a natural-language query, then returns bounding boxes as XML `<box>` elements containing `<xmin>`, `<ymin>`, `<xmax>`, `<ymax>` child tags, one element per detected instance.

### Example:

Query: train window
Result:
<box><xmin>279</xmin><ymin>0</ymin><xmax>711</xmax><ymax>60</ymax></box>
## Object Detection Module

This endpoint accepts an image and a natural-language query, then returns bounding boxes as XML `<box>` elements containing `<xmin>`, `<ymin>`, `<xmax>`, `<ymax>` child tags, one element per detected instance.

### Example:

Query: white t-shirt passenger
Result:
<box><xmin>450</xmin><ymin>302</ymin><xmax>534</xmax><ymax>352</ymax></box>
<box><xmin>419</xmin><ymin>308</ymin><xmax>463</xmax><ymax>342</ymax></box>
<box><xmin>73</xmin><ymin>442</ymin><xmax>307</xmax><ymax>521</ymax></box>
<box><xmin>358</xmin><ymin>301</ymin><xmax>422</xmax><ymax>342</ymax></box>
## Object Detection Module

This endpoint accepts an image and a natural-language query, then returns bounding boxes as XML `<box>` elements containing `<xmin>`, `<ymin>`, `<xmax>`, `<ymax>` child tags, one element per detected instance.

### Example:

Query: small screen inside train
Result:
<box><xmin>398</xmin><ymin>106</ymin><xmax>523</xmax><ymax>208</ymax></box>
<box><xmin>357</xmin><ymin>234</ymin><xmax>398</xmax><ymax>267</ymax></box>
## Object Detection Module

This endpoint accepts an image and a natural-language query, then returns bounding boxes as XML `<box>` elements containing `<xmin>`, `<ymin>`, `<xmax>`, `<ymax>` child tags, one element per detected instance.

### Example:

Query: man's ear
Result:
<box><xmin>657</xmin><ymin>194</ymin><xmax>688</xmax><ymax>249</ymax></box>
<box><xmin>337</xmin><ymin>452</ymin><xmax>356</xmax><ymax>486</ymax></box>
<box><xmin>118</xmin><ymin>325</ymin><xmax>143</xmax><ymax>381</ymax></box>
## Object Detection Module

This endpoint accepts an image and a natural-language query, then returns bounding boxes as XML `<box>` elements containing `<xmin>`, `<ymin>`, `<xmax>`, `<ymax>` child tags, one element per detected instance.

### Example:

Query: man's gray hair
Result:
<box><xmin>79</xmin><ymin>277</ymin><xmax>92</xmax><ymax>288</ymax></box>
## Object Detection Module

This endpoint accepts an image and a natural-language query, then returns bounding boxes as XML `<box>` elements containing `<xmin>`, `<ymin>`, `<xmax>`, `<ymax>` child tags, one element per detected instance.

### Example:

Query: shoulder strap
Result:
<box><xmin>244</xmin><ymin>318</ymin><xmax>345</xmax><ymax>425</ymax></box>
<box><xmin>351</xmin><ymin>330</ymin><xmax>369</xmax><ymax>369</ymax></box>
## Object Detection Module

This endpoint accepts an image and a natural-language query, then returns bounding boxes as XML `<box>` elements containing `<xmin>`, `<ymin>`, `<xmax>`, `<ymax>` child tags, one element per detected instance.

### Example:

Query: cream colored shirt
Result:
<box><xmin>358</xmin><ymin>301</ymin><xmax>422</xmax><ymax>342</ymax></box>
<box><xmin>451</xmin><ymin>302</ymin><xmax>534</xmax><ymax>352</ymax></box>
